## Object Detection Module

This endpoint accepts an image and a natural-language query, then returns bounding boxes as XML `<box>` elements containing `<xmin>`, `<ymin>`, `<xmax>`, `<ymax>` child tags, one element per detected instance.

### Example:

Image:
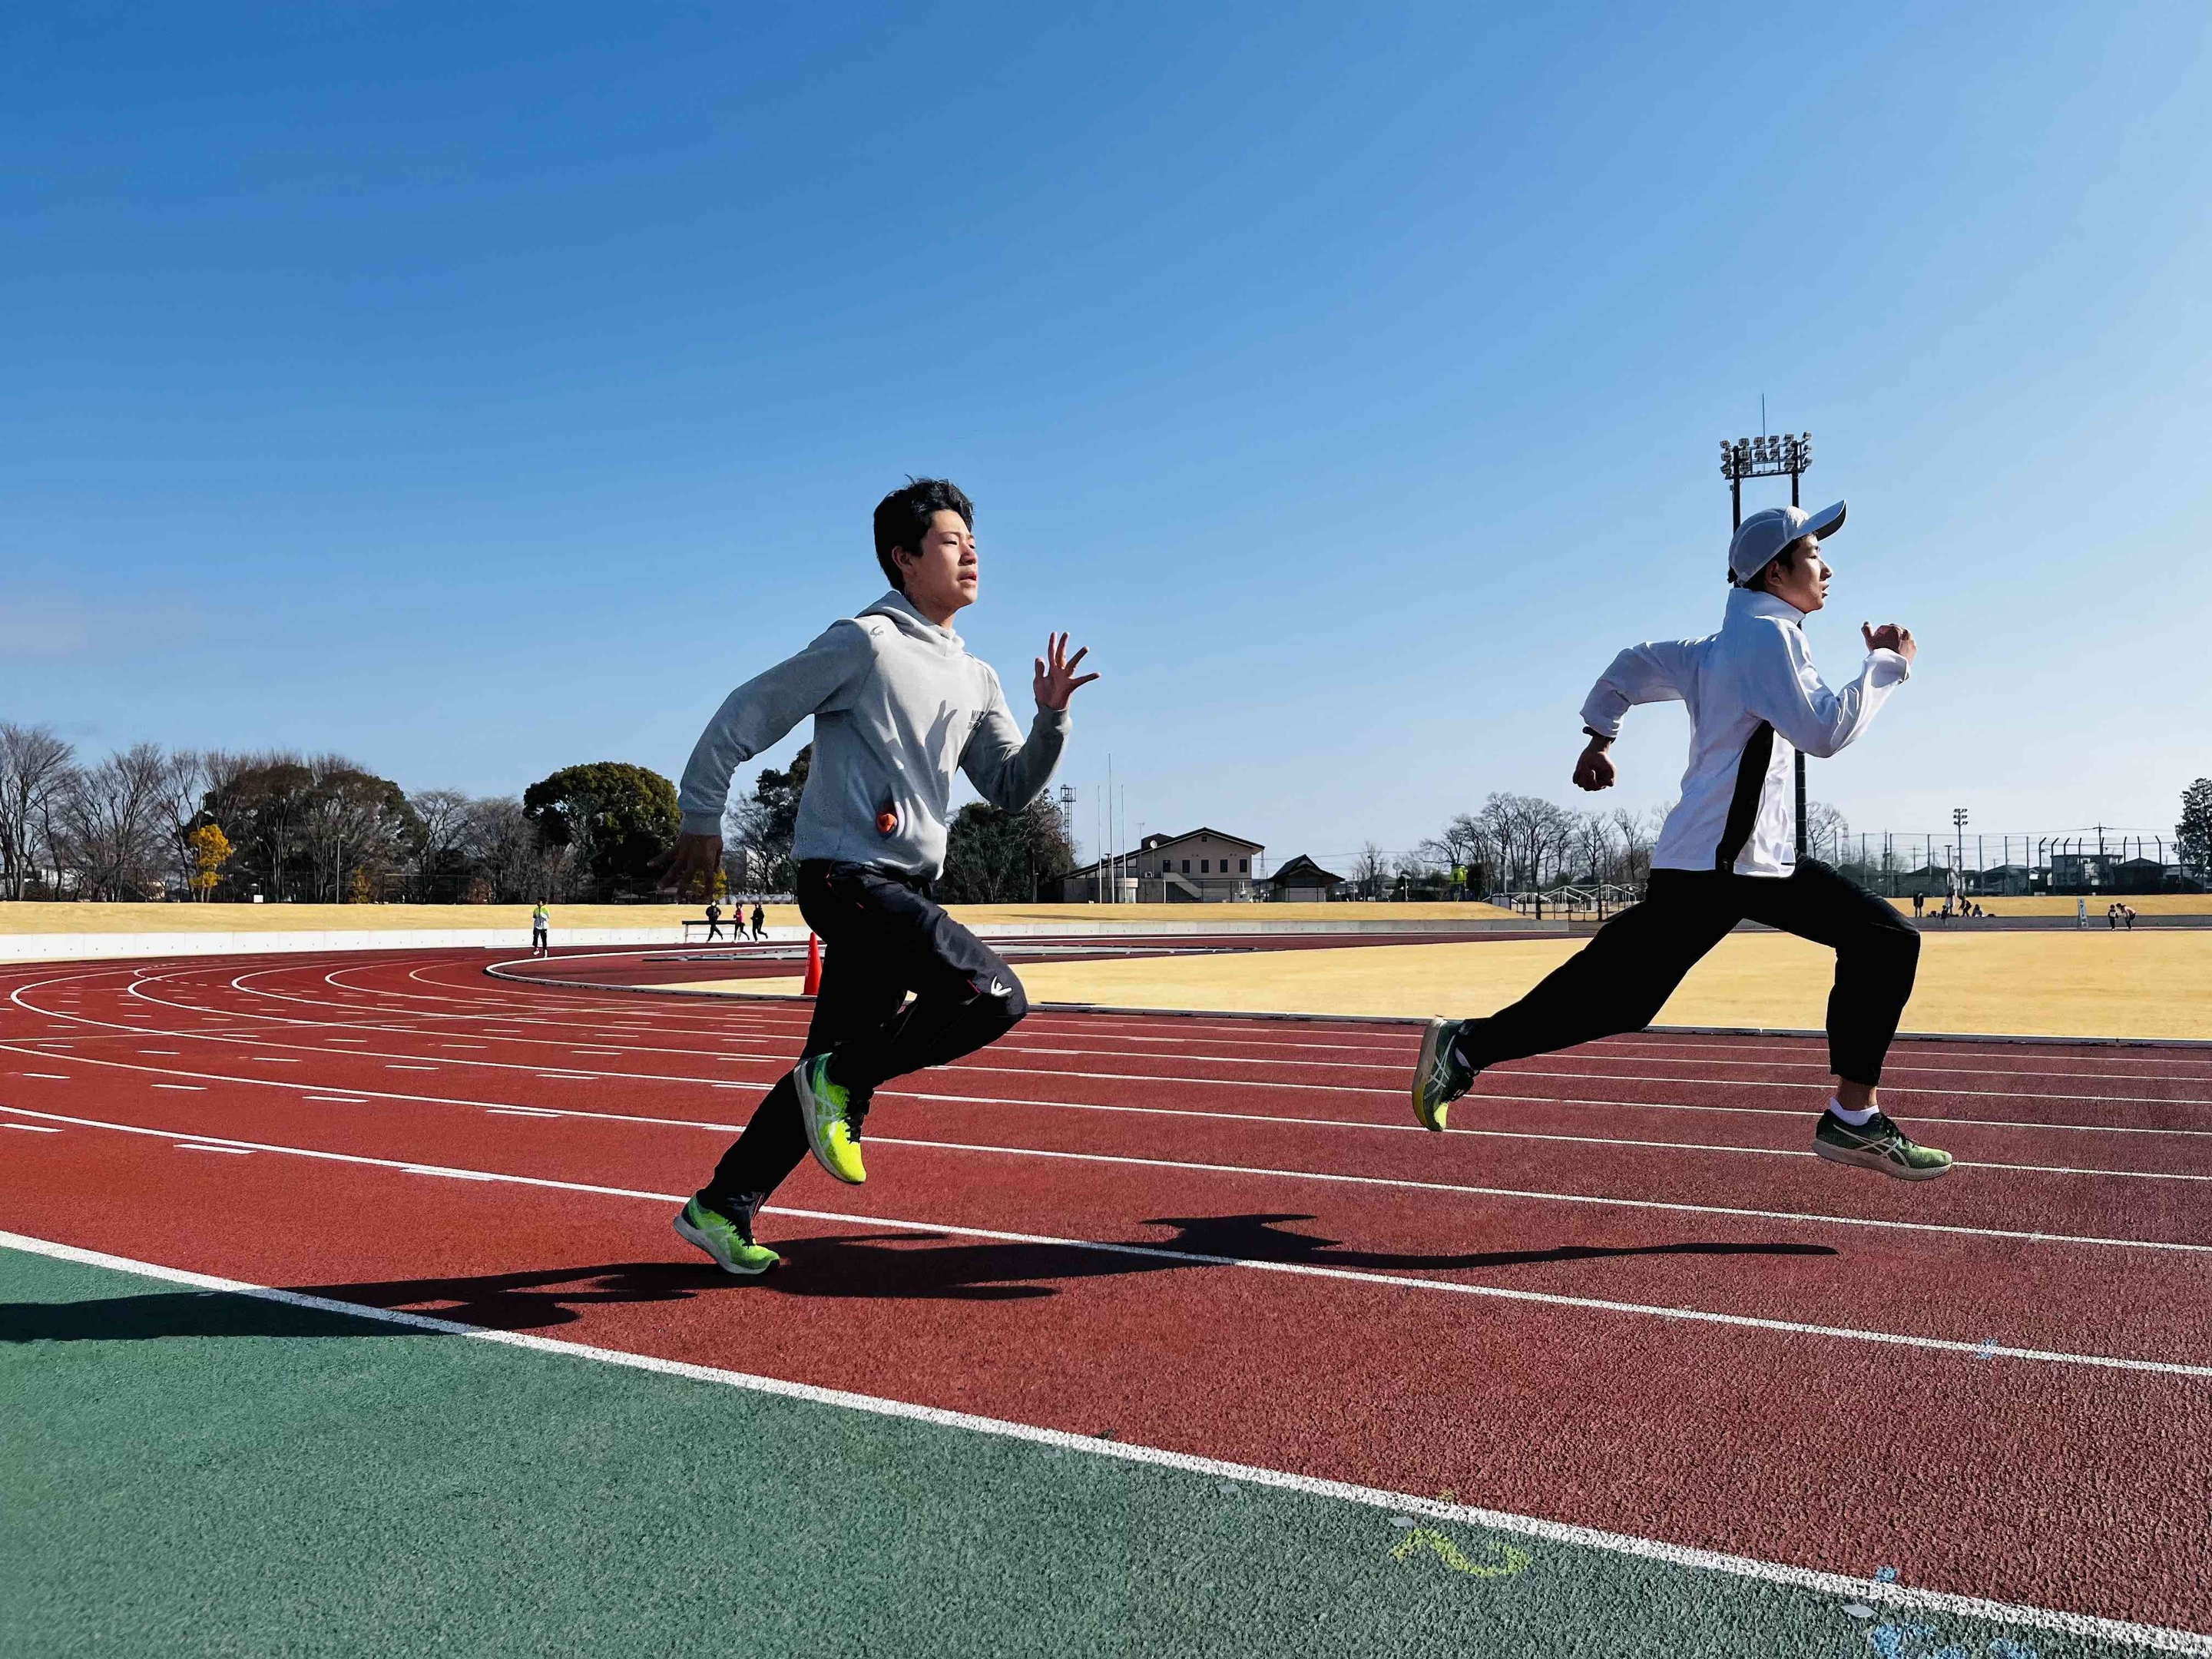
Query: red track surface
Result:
<box><xmin>4</xmin><ymin>947</ymin><xmax>2208</xmax><ymax>1636</ymax></box>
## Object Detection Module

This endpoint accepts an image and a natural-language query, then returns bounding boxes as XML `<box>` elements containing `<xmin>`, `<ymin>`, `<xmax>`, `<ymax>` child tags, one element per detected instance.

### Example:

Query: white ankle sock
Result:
<box><xmin>1826</xmin><ymin>1098</ymin><xmax>1877</xmax><ymax>1126</ymax></box>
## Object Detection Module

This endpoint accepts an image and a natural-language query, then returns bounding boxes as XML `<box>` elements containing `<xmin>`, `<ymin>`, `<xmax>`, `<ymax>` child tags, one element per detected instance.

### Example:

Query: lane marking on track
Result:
<box><xmin>2</xmin><ymin>1230</ymin><xmax>2206</xmax><ymax>1657</ymax></box>
<box><xmin>488</xmin><ymin>1107</ymin><xmax>561</xmax><ymax>1118</ymax></box>
<box><xmin>23</xmin><ymin>1072</ymin><xmax>70</xmax><ymax>1080</ymax></box>
<box><xmin>88</xmin><ymin>957</ymin><xmax>2195</xmax><ymax>1099</ymax></box>
<box><xmin>15</xmin><ymin>983</ymin><xmax>2200</xmax><ymax>1153</ymax></box>
<box><xmin>304</xmin><ymin>1095</ymin><xmax>368</xmax><ymax>1104</ymax></box>
<box><xmin>2</xmin><ymin>1041</ymin><xmax>2208</xmax><ymax>1253</ymax></box>
<box><xmin>2</xmin><ymin>1123</ymin><xmax>60</xmax><ymax>1132</ymax></box>
<box><xmin>177</xmin><ymin>1144</ymin><xmax>250</xmax><ymax>1155</ymax></box>
<box><xmin>150</xmin><ymin>1084</ymin><xmax>205</xmax><ymax>1091</ymax></box>
<box><xmin>6</xmin><ymin>1105</ymin><xmax>2212</xmax><ymax>1373</ymax></box>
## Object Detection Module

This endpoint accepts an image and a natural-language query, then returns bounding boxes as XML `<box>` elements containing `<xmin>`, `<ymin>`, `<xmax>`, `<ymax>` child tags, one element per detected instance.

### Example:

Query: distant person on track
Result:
<box><xmin>1409</xmin><ymin>501</ymin><xmax>1952</xmax><ymax>1182</ymax></box>
<box><xmin>704</xmin><ymin>899</ymin><xmax>725</xmax><ymax>940</ymax></box>
<box><xmin>1912</xmin><ymin>891</ymin><xmax>1925</xmax><ymax>919</ymax></box>
<box><xmin>750</xmin><ymin>902</ymin><xmax>767</xmax><ymax>941</ymax></box>
<box><xmin>660</xmin><ymin>477</ymin><xmax>1100</xmax><ymax>1275</ymax></box>
<box><xmin>530</xmin><ymin>900</ymin><xmax>550</xmax><ymax>958</ymax></box>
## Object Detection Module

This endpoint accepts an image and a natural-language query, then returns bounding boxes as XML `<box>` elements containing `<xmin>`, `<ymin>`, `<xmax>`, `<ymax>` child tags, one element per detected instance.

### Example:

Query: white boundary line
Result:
<box><xmin>1</xmin><ymin>1227</ymin><xmax>2203</xmax><ymax>1654</ymax></box>
<box><xmin>5</xmin><ymin>1040</ymin><xmax>2211</xmax><ymax>1255</ymax></box>
<box><xmin>6</xmin><ymin>1102</ymin><xmax>2212</xmax><ymax>1376</ymax></box>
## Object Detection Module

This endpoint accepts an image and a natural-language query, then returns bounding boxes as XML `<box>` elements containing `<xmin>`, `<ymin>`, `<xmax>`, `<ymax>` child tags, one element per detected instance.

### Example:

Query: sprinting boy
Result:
<box><xmin>1411</xmin><ymin>501</ymin><xmax>1952</xmax><ymax>1181</ymax></box>
<box><xmin>662</xmin><ymin>478</ymin><xmax>1099</xmax><ymax>1273</ymax></box>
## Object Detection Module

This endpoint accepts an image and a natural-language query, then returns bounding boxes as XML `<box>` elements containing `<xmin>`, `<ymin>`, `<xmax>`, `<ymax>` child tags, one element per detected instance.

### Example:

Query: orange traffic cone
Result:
<box><xmin>801</xmin><ymin>932</ymin><xmax>823</xmax><ymax>997</ymax></box>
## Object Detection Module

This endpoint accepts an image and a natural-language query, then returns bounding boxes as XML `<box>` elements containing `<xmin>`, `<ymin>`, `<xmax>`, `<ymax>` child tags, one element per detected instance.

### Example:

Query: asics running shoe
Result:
<box><xmin>1813</xmin><ymin>1109</ymin><xmax>1954</xmax><ymax>1181</ymax></box>
<box><xmin>793</xmin><ymin>1053</ymin><xmax>867</xmax><ymax>1184</ymax></box>
<box><xmin>1411</xmin><ymin>1018</ymin><xmax>1479</xmax><ymax>1132</ymax></box>
<box><xmin>673</xmin><ymin>1195</ymin><xmax>781</xmax><ymax>1275</ymax></box>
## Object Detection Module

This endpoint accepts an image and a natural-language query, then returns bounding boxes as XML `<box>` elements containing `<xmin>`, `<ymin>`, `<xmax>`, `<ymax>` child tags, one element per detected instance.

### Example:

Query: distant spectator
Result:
<box><xmin>1912</xmin><ymin>892</ymin><xmax>1925</xmax><ymax>918</ymax></box>
<box><xmin>531</xmin><ymin>900</ymin><xmax>551</xmax><ymax>958</ymax></box>
<box><xmin>2121</xmin><ymin>903</ymin><xmax>2138</xmax><ymax>931</ymax></box>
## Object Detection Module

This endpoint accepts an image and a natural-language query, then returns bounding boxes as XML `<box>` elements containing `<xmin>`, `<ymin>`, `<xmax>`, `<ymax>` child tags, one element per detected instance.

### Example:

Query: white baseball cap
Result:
<box><xmin>1727</xmin><ymin>499</ymin><xmax>1846</xmax><ymax>584</ymax></box>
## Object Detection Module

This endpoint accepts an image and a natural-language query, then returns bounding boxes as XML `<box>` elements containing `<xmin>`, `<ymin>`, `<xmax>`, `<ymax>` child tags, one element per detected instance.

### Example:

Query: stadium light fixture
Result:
<box><xmin>1718</xmin><ymin>426</ymin><xmax>1817</xmax><ymax>858</ymax></box>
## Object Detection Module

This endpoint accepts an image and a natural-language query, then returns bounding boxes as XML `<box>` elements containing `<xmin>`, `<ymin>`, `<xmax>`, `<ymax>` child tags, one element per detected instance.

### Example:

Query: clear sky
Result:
<box><xmin>5</xmin><ymin>4</ymin><xmax>2207</xmax><ymax>871</ymax></box>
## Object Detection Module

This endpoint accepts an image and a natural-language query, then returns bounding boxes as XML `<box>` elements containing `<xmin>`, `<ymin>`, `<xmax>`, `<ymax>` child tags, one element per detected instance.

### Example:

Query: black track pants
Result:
<box><xmin>701</xmin><ymin>861</ymin><xmax>1028</xmax><ymax>1217</ymax></box>
<box><xmin>1459</xmin><ymin>859</ymin><xmax>1920</xmax><ymax>1086</ymax></box>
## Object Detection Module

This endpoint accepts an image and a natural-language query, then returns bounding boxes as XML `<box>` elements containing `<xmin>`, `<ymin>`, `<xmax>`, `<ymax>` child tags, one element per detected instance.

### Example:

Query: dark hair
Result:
<box><xmin>873</xmin><ymin>478</ymin><xmax>974</xmax><ymax>591</ymax></box>
<box><xmin>1737</xmin><ymin>533</ymin><xmax>1818</xmax><ymax>592</ymax></box>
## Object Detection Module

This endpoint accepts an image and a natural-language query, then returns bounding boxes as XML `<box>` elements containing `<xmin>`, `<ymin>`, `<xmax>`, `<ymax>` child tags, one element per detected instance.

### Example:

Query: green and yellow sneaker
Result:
<box><xmin>1813</xmin><ymin>1109</ymin><xmax>1954</xmax><ymax>1181</ymax></box>
<box><xmin>673</xmin><ymin>1196</ymin><xmax>781</xmax><ymax>1275</ymax></box>
<box><xmin>1411</xmin><ymin>1017</ymin><xmax>1479</xmax><ymax>1132</ymax></box>
<box><xmin>793</xmin><ymin>1053</ymin><xmax>867</xmax><ymax>1184</ymax></box>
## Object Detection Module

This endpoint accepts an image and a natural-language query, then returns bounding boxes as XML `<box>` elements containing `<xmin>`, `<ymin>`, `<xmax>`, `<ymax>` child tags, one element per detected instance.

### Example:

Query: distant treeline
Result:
<box><xmin>0</xmin><ymin>727</ymin><xmax>1075</xmax><ymax>906</ymax></box>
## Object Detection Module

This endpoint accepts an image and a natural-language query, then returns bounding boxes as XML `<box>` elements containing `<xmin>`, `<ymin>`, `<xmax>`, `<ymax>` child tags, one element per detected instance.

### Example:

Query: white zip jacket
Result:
<box><xmin>1579</xmin><ymin>588</ymin><xmax>1911</xmax><ymax>878</ymax></box>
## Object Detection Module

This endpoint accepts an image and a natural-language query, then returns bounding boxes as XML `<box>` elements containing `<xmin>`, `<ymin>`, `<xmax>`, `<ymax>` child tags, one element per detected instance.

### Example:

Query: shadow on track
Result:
<box><xmin>0</xmin><ymin>1216</ymin><xmax>1834</xmax><ymax>1336</ymax></box>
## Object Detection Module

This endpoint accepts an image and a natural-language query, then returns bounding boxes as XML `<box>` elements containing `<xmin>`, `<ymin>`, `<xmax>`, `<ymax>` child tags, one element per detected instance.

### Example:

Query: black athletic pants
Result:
<box><xmin>1459</xmin><ymin>859</ymin><xmax>1920</xmax><ymax>1086</ymax></box>
<box><xmin>702</xmin><ymin>860</ymin><xmax>1029</xmax><ymax>1219</ymax></box>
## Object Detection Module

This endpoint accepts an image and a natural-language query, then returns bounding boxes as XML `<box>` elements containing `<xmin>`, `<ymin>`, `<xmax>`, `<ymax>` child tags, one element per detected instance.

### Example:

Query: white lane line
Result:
<box><xmin>177</xmin><ymin>1144</ymin><xmax>250</xmax><ymax>1155</ymax></box>
<box><xmin>488</xmin><ymin>1107</ymin><xmax>561</xmax><ymax>1118</ymax></box>
<box><xmin>24</xmin><ymin>1072</ymin><xmax>70</xmax><ymax>1080</ymax></box>
<box><xmin>5</xmin><ymin>1106</ymin><xmax>2212</xmax><ymax>1378</ymax></box>
<box><xmin>2</xmin><ymin>1122</ymin><xmax>61</xmax><ymax>1133</ymax></box>
<box><xmin>1</xmin><ymin>1042</ymin><xmax>2206</xmax><ymax>1256</ymax></box>
<box><xmin>4</xmin><ymin>1228</ymin><xmax>2197</xmax><ymax>1657</ymax></box>
<box><xmin>151</xmin><ymin>1084</ymin><xmax>206</xmax><ymax>1091</ymax></box>
<box><xmin>304</xmin><ymin>1095</ymin><xmax>369</xmax><ymax>1104</ymax></box>
<box><xmin>22</xmin><ymin>985</ymin><xmax>2197</xmax><ymax>1149</ymax></box>
<box><xmin>250</xmin><ymin>1057</ymin><xmax>300</xmax><ymax>1064</ymax></box>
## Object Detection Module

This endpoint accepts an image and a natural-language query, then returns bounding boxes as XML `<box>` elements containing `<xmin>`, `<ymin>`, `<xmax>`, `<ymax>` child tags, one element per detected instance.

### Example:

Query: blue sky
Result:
<box><xmin>5</xmin><ymin>4</ymin><xmax>2207</xmax><ymax>870</ymax></box>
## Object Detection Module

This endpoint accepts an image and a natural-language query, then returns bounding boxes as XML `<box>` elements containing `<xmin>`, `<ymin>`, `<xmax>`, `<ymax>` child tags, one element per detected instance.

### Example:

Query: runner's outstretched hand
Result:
<box><xmin>1862</xmin><ymin>621</ymin><xmax>1917</xmax><ymax>667</ymax></box>
<box><xmin>657</xmin><ymin>831</ymin><xmax>724</xmax><ymax>898</ymax></box>
<box><xmin>1035</xmin><ymin>632</ymin><xmax>1101</xmax><ymax>710</ymax></box>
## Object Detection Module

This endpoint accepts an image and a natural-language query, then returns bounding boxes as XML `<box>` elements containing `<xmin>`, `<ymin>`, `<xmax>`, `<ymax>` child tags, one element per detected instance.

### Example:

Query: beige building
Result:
<box><xmin>1061</xmin><ymin>827</ymin><xmax>1263</xmax><ymax>902</ymax></box>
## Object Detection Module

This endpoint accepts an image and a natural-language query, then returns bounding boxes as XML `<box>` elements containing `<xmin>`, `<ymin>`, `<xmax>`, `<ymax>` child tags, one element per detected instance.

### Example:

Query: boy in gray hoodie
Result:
<box><xmin>663</xmin><ymin>478</ymin><xmax>1098</xmax><ymax>1274</ymax></box>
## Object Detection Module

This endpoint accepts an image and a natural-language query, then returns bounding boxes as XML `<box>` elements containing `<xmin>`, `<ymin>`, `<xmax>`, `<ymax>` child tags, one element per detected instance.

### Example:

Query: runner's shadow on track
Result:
<box><xmin>0</xmin><ymin>1220</ymin><xmax>1839</xmax><ymax>1336</ymax></box>
<box><xmin>729</xmin><ymin>1214</ymin><xmax>1836</xmax><ymax>1302</ymax></box>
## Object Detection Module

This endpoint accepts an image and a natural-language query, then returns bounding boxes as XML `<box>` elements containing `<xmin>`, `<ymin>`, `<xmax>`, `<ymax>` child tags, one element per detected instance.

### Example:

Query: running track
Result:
<box><xmin>2</xmin><ymin>947</ymin><xmax>2207</xmax><ymax>1644</ymax></box>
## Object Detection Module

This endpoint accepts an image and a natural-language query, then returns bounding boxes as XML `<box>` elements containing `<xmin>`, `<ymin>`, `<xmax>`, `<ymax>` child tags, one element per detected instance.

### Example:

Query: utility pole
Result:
<box><xmin>1720</xmin><ymin>430</ymin><xmax>1814</xmax><ymax>859</ymax></box>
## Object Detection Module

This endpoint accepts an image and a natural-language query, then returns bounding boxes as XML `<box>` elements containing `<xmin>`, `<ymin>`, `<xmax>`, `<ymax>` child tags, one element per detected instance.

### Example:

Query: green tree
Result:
<box><xmin>522</xmin><ymin>762</ymin><xmax>680</xmax><ymax>898</ymax></box>
<box><xmin>939</xmin><ymin>796</ymin><xmax>1075</xmax><ymax>904</ymax></box>
<box><xmin>2178</xmin><ymin>777</ymin><xmax>2212</xmax><ymax>879</ymax></box>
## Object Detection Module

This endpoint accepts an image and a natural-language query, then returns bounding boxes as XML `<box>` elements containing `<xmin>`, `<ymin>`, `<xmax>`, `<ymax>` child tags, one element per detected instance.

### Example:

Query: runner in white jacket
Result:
<box><xmin>1411</xmin><ymin>501</ymin><xmax>1952</xmax><ymax>1181</ymax></box>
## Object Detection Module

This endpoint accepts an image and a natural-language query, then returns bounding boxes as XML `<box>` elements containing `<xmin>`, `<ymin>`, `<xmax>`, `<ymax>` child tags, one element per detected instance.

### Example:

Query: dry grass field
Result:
<box><xmin>675</xmin><ymin>929</ymin><xmax>2212</xmax><ymax>1043</ymax></box>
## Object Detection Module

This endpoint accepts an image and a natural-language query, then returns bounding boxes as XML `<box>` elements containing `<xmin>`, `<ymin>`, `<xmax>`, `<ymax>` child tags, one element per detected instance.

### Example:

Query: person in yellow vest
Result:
<box><xmin>530</xmin><ymin>901</ymin><xmax>550</xmax><ymax>958</ymax></box>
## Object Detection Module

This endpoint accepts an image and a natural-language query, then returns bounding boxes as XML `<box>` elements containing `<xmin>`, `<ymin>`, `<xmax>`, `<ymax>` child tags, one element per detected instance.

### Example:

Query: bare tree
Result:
<box><xmin>1806</xmin><ymin>800</ymin><xmax>1850</xmax><ymax>865</ymax></box>
<box><xmin>1352</xmin><ymin>842</ymin><xmax>1388</xmax><ymax>898</ymax></box>
<box><xmin>0</xmin><ymin>723</ymin><xmax>77</xmax><ymax>899</ymax></box>
<box><xmin>53</xmin><ymin>743</ymin><xmax>174</xmax><ymax>900</ymax></box>
<box><xmin>154</xmin><ymin>750</ymin><xmax>208</xmax><ymax>898</ymax></box>
<box><xmin>409</xmin><ymin>788</ymin><xmax>472</xmax><ymax>901</ymax></box>
<box><xmin>1608</xmin><ymin>806</ymin><xmax>1659</xmax><ymax>886</ymax></box>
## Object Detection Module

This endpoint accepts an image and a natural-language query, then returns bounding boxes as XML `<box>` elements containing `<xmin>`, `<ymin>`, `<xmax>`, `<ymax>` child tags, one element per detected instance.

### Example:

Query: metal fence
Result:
<box><xmin>1810</xmin><ymin>830</ymin><xmax>2199</xmax><ymax>896</ymax></box>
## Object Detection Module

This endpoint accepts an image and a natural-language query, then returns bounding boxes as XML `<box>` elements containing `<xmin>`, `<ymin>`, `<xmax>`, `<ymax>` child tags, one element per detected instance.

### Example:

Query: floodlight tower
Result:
<box><xmin>1720</xmin><ymin>431</ymin><xmax>1815</xmax><ymax>859</ymax></box>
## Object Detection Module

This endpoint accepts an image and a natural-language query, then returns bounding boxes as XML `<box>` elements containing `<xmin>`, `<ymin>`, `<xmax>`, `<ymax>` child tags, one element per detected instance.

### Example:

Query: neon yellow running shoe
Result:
<box><xmin>793</xmin><ymin>1053</ymin><xmax>867</xmax><ymax>1184</ymax></box>
<box><xmin>673</xmin><ymin>1196</ymin><xmax>781</xmax><ymax>1275</ymax></box>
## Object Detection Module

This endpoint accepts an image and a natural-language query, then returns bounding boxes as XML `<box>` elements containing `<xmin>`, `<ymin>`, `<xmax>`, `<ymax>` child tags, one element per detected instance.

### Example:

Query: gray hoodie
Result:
<box><xmin>677</xmin><ymin>591</ymin><xmax>1071</xmax><ymax>880</ymax></box>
